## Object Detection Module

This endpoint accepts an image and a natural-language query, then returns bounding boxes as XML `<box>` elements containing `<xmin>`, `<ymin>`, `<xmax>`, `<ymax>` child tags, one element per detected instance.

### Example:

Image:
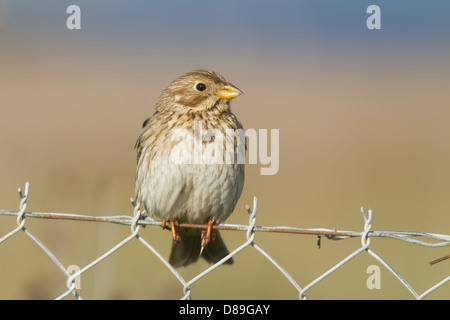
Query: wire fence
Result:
<box><xmin>1</xmin><ymin>182</ymin><xmax>449</xmax><ymax>299</ymax></box>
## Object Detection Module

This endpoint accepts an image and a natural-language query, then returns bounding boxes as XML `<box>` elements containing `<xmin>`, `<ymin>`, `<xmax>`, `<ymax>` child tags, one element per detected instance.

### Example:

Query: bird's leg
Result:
<box><xmin>200</xmin><ymin>218</ymin><xmax>215</xmax><ymax>252</ymax></box>
<box><xmin>170</xmin><ymin>220</ymin><xmax>181</xmax><ymax>242</ymax></box>
<box><xmin>162</xmin><ymin>219</ymin><xmax>181</xmax><ymax>242</ymax></box>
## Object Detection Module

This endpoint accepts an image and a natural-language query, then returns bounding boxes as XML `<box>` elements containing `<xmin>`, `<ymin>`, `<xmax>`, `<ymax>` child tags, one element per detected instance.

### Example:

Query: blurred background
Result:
<box><xmin>0</xmin><ymin>0</ymin><xmax>449</xmax><ymax>299</ymax></box>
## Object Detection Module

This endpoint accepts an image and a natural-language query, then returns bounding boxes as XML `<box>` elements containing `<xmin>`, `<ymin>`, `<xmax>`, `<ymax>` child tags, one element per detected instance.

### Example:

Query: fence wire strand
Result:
<box><xmin>0</xmin><ymin>182</ymin><xmax>449</xmax><ymax>299</ymax></box>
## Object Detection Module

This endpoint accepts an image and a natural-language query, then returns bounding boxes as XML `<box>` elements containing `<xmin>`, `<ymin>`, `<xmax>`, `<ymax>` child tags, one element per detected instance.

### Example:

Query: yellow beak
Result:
<box><xmin>216</xmin><ymin>84</ymin><xmax>243</xmax><ymax>100</ymax></box>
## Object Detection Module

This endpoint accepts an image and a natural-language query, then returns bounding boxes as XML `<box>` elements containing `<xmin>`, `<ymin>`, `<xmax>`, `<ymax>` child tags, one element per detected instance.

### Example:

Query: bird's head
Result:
<box><xmin>157</xmin><ymin>70</ymin><xmax>243</xmax><ymax>113</ymax></box>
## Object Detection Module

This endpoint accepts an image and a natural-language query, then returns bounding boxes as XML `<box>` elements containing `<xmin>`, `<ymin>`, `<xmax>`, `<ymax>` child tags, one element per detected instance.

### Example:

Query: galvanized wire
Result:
<box><xmin>1</xmin><ymin>182</ymin><xmax>449</xmax><ymax>299</ymax></box>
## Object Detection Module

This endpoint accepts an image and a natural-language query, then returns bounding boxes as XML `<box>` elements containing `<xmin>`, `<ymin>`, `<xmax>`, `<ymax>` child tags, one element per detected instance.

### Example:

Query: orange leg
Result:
<box><xmin>170</xmin><ymin>220</ymin><xmax>181</xmax><ymax>242</ymax></box>
<box><xmin>162</xmin><ymin>218</ymin><xmax>181</xmax><ymax>242</ymax></box>
<box><xmin>201</xmin><ymin>218</ymin><xmax>215</xmax><ymax>250</ymax></box>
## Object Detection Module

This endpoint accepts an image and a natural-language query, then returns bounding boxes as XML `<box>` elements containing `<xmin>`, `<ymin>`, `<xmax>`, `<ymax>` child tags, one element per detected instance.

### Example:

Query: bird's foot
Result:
<box><xmin>200</xmin><ymin>218</ymin><xmax>216</xmax><ymax>255</ymax></box>
<box><xmin>162</xmin><ymin>218</ymin><xmax>181</xmax><ymax>242</ymax></box>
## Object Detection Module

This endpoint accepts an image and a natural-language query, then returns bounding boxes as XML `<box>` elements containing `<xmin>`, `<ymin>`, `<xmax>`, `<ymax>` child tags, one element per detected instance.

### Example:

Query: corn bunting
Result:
<box><xmin>134</xmin><ymin>70</ymin><xmax>245</xmax><ymax>267</ymax></box>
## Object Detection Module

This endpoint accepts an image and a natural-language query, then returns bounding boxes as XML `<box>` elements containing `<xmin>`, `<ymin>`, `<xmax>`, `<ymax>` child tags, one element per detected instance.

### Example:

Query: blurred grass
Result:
<box><xmin>1</xmin><ymin>54</ymin><xmax>449</xmax><ymax>299</ymax></box>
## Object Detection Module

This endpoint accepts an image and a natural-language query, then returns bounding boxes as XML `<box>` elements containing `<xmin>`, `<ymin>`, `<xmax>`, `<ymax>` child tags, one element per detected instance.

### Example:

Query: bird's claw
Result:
<box><xmin>162</xmin><ymin>218</ymin><xmax>181</xmax><ymax>242</ymax></box>
<box><xmin>200</xmin><ymin>218</ymin><xmax>215</xmax><ymax>254</ymax></box>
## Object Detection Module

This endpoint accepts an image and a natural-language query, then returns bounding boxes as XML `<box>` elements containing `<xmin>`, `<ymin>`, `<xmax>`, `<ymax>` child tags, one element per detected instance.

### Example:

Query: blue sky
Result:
<box><xmin>2</xmin><ymin>1</ymin><xmax>449</xmax><ymax>50</ymax></box>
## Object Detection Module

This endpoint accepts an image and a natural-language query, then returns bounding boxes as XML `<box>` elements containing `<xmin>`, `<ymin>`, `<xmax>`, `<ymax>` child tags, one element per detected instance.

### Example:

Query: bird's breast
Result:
<box><xmin>135</xmin><ymin>113</ymin><xmax>245</xmax><ymax>224</ymax></box>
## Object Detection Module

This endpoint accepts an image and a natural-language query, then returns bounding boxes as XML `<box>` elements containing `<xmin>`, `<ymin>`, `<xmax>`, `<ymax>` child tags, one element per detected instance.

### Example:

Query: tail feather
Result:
<box><xmin>169</xmin><ymin>228</ymin><xmax>233</xmax><ymax>267</ymax></box>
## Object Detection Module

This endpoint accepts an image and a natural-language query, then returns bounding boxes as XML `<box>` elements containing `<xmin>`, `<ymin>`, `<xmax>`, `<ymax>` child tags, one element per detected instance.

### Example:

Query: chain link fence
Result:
<box><xmin>1</xmin><ymin>182</ymin><xmax>449</xmax><ymax>299</ymax></box>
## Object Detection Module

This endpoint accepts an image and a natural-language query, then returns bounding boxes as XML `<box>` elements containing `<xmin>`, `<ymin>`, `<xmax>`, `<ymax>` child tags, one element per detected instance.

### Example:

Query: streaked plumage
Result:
<box><xmin>134</xmin><ymin>70</ymin><xmax>245</xmax><ymax>267</ymax></box>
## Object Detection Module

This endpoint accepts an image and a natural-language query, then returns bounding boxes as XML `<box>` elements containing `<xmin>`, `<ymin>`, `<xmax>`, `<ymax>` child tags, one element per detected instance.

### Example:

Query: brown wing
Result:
<box><xmin>134</xmin><ymin>115</ymin><xmax>153</xmax><ymax>163</ymax></box>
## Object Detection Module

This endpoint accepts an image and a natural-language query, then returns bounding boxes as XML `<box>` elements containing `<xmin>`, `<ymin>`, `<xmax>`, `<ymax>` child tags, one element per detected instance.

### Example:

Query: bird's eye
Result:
<box><xmin>196</xmin><ymin>83</ymin><xmax>206</xmax><ymax>91</ymax></box>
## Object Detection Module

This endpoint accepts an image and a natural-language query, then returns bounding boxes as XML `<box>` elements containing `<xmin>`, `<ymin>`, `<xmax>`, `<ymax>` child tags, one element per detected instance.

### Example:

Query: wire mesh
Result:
<box><xmin>1</xmin><ymin>182</ymin><xmax>449</xmax><ymax>299</ymax></box>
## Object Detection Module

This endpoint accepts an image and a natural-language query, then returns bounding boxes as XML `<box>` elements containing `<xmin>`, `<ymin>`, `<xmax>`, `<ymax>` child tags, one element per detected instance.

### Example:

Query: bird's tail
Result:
<box><xmin>169</xmin><ymin>228</ymin><xmax>233</xmax><ymax>267</ymax></box>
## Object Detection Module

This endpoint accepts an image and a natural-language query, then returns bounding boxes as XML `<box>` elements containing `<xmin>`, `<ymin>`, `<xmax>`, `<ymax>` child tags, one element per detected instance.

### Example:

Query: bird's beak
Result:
<box><xmin>216</xmin><ymin>84</ymin><xmax>243</xmax><ymax>100</ymax></box>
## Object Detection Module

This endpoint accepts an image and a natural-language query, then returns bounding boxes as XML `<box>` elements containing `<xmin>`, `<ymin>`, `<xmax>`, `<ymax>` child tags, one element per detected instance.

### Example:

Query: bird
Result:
<box><xmin>134</xmin><ymin>70</ymin><xmax>245</xmax><ymax>267</ymax></box>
